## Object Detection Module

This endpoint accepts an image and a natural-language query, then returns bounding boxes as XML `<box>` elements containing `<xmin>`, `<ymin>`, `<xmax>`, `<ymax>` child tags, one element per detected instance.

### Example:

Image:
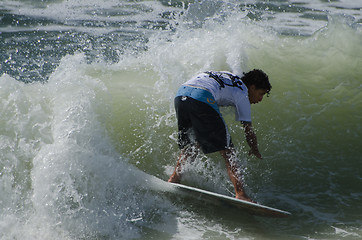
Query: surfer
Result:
<box><xmin>168</xmin><ymin>70</ymin><xmax>271</xmax><ymax>202</ymax></box>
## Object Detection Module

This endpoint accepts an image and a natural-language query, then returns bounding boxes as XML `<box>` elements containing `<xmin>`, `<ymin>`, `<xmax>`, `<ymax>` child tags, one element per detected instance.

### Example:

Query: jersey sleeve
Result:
<box><xmin>234</xmin><ymin>93</ymin><xmax>251</xmax><ymax>122</ymax></box>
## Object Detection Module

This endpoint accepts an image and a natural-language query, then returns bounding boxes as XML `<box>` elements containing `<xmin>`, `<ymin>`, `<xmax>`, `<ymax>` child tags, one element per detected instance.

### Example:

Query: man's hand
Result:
<box><xmin>248</xmin><ymin>149</ymin><xmax>263</xmax><ymax>159</ymax></box>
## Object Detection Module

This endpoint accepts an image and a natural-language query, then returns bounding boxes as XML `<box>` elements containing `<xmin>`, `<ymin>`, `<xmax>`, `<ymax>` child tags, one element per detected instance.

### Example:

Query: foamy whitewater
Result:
<box><xmin>1</xmin><ymin>0</ymin><xmax>361</xmax><ymax>239</ymax></box>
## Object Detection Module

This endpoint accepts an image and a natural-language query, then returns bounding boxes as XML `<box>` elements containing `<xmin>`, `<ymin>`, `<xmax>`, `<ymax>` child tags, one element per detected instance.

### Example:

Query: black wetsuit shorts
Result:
<box><xmin>174</xmin><ymin>96</ymin><xmax>232</xmax><ymax>154</ymax></box>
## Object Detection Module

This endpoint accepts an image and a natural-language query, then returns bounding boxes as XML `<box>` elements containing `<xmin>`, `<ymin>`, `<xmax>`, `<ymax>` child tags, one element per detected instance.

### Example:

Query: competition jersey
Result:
<box><xmin>179</xmin><ymin>71</ymin><xmax>251</xmax><ymax>123</ymax></box>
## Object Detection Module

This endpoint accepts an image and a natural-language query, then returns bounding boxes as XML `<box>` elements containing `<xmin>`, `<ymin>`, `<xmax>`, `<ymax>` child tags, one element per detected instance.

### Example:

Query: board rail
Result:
<box><xmin>169</xmin><ymin>182</ymin><xmax>291</xmax><ymax>218</ymax></box>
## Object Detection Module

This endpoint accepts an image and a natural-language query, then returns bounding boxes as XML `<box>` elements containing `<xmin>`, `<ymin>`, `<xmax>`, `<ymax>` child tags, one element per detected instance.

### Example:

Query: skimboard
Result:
<box><xmin>168</xmin><ymin>182</ymin><xmax>291</xmax><ymax>218</ymax></box>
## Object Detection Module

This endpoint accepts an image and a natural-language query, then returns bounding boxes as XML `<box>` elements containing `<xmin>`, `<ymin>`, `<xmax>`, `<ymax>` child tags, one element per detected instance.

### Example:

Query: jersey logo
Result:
<box><xmin>205</xmin><ymin>71</ymin><xmax>244</xmax><ymax>91</ymax></box>
<box><xmin>207</xmin><ymin>98</ymin><xmax>215</xmax><ymax>104</ymax></box>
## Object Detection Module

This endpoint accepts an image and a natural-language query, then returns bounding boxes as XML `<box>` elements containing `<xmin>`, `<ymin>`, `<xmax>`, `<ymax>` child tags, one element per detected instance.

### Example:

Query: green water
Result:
<box><xmin>1</xmin><ymin>0</ymin><xmax>361</xmax><ymax>239</ymax></box>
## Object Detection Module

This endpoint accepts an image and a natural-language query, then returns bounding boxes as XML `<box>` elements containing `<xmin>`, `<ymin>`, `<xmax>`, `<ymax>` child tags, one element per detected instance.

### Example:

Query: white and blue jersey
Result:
<box><xmin>176</xmin><ymin>71</ymin><xmax>251</xmax><ymax>123</ymax></box>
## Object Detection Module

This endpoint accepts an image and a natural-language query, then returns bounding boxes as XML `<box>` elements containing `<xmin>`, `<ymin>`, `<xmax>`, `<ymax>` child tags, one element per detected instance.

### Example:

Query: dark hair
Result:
<box><xmin>241</xmin><ymin>69</ymin><xmax>271</xmax><ymax>95</ymax></box>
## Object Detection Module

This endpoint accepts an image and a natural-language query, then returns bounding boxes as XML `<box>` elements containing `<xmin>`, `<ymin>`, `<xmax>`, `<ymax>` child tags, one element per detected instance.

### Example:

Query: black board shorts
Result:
<box><xmin>174</xmin><ymin>96</ymin><xmax>232</xmax><ymax>154</ymax></box>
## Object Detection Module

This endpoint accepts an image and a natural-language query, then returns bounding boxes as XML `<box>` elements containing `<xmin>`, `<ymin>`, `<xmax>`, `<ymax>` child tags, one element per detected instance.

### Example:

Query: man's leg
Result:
<box><xmin>168</xmin><ymin>145</ymin><xmax>198</xmax><ymax>183</ymax></box>
<box><xmin>220</xmin><ymin>148</ymin><xmax>253</xmax><ymax>202</ymax></box>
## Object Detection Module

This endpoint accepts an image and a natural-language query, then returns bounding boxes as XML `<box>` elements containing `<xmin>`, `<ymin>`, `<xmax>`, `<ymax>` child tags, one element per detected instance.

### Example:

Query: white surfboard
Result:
<box><xmin>168</xmin><ymin>182</ymin><xmax>291</xmax><ymax>218</ymax></box>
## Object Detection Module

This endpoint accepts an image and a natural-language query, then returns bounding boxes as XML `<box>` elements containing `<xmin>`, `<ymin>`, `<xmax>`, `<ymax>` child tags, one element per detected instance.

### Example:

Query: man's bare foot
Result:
<box><xmin>235</xmin><ymin>193</ymin><xmax>256</xmax><ymax>203</ymax></box>
<box><xmin>168</xmin><ymin>172</ymin><xmax>181</xmax><ymax>183</ymax></box>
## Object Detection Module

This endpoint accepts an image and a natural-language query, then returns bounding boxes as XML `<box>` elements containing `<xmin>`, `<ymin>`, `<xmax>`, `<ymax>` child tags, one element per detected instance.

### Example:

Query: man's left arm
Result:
<box><xmin>242</xmin><ymin>122</ymin><xmax>263</xmax><ymax>159</ymax></box>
